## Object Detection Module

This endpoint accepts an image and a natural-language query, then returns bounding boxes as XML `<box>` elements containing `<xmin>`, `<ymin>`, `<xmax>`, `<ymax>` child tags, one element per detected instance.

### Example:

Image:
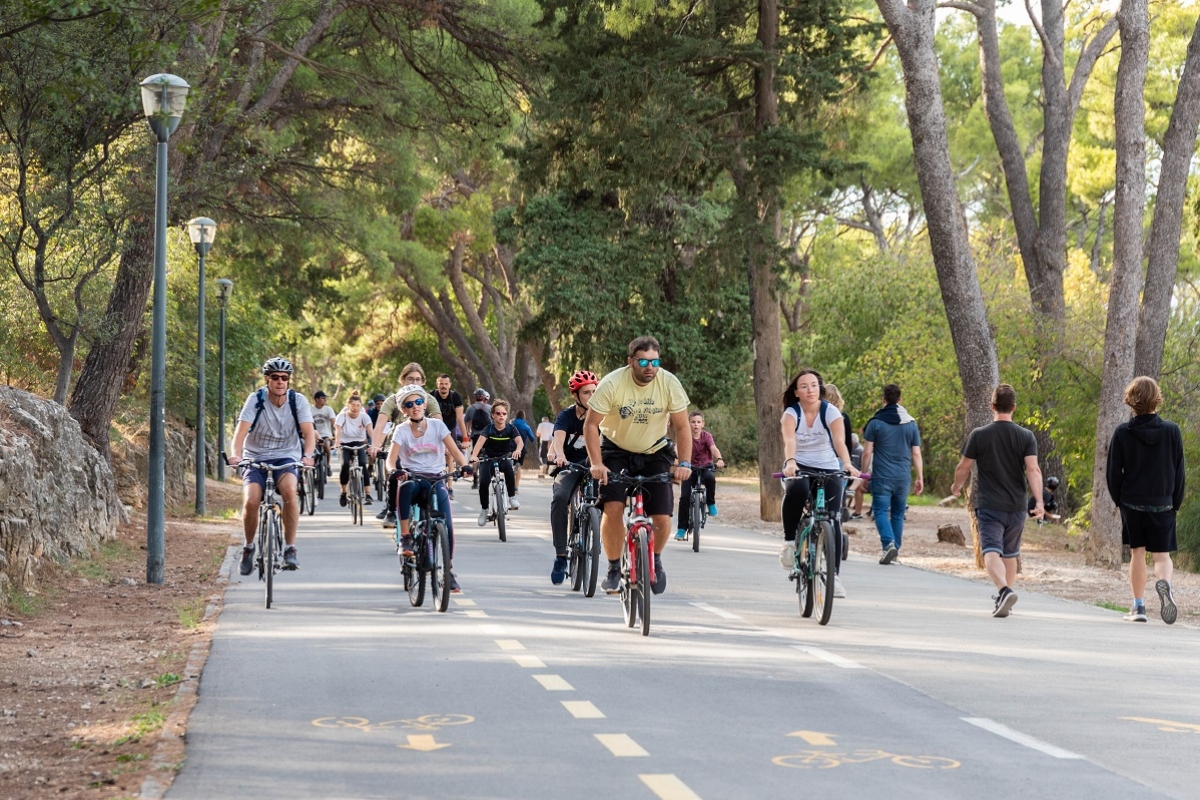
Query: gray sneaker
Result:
<box><xmin>602</xmin><ymin>564</ymin><xmax>621</xmax><ymax>594</ymax></box>
<box><xmin>283</xmin><ymin>546</ymin><xmax>299</xmax><ymax>571</ymax></box>
<box><xmin>1156</xmin><ymin>579</ymin><xmax>1177</xmax><ymax>625</ymax></box>
<box><xmin>239</xmin><ymin>546</ymin><xmax>255</xmax><ymax>576</ymax></box>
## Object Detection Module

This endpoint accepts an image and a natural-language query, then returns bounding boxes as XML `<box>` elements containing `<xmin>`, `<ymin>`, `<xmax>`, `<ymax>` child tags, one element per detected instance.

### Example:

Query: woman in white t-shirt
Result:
<box><xmin>387</xmin><ymin>384</ymin><xmax>472</xmax><ymax>593</ymax></box>
<box><xmin>778</xmin><ymin>369</ymin><xmax>860</xmax><ymax>592</ymax></box>
<box><xmin>335</xmin><ymin>394</ymin><xmax>376</xmax><ymax>505</ymax></box>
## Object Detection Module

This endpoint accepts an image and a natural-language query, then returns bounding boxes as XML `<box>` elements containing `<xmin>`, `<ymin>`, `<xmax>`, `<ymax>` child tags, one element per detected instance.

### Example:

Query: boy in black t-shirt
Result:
<box><xmin>469</xmin><ymin>399</ymin><xmax>522</xmax><ymax>525</ymax></box>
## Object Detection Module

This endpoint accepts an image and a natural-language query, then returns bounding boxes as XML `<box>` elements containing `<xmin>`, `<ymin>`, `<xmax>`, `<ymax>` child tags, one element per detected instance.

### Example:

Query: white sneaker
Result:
<box><xmin>477</xmin><ymin>509</ymin><xmax>489</xmax><ymax>526</ymax></box>
<box><xmin>509</xmin><ymin>497</ymin><xmax>520</xmax><ymax>511</ymax></box>
<box><xmin>779</xmin><ymin>541</ymin><xmax>796</xmax><ymax>569</ymax></box>
<box><xmin>833</xmin><ymin>575</ymin><xmax>846</xmax><ymax>598</ymax></box>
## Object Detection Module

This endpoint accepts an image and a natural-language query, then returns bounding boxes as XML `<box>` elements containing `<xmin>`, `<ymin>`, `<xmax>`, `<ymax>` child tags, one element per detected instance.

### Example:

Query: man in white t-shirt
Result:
<box><xmin>536</xmin><ymin>416</ymin><xmax>555</xmax><ymax>475</ymax></box>
<box><xmin>335</xmin><ymin>394</ymin><xmax>375</xmax><ymax>506</ymax></box>
<box><xmin>310</xmin><ymin>390</ymin><xmax>337</xmax><ymax>475</ymax></box>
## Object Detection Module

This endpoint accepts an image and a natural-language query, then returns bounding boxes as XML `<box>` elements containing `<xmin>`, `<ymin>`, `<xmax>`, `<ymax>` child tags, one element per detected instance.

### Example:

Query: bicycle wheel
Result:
<box><xmin>797</xmin><ymin>532</ymin><xmax>814</xmax><ymax>618</ymax></box>
<box><xmin>316</xmin><ymin>457</ymin><xmax>326</xmax><ymax>499</ymax></box>
<box><xmin>569</xmin><ymin>511</ymin><xmax>584</xmax><ymax>592</ymax></box>
<box><xmin>494</xmin><ymin>479</ymin><xmax>507</xmax><ymax>542</ymax></box>
<box><xmin>265</xmin><ymin>513</ymin><xmax>278</xmax><ymax>609</ymax></box>
<box><xmin>305</xmin><ymin>471</ymin><xmax>316</xmax><ymax>515</ymax></box>
<box><xmin>691</xmin><ymin>491</ymin><xmax>704</xmax><ymax>553</ymax></box>
<box><xmin>583</xmin><ymin>506</ymin><xmax>601</xmax><ymax>598</ymax></box>
<box><xmin>815</xmin><ymin>521</ymin><xmax>836</xmax><ymax>625</ymax></box>
<box><xmin>637</xmin><ymin>531</ymin><xmax>651</xmax><ymax>636</ymax></box>
<box><xmin>256</xmin><ymin>510</ymin><xmax>267</xmax><ymax>582</ymax></box>
<box><xmin>408</xmin><ymin>528</ymin><xmax>426</xmax><ymax>607</ymax></box>
<box><xmin>431</xmin><ymin>521</ymin><xmax>450</xmax><ymax>613</ymax></box>
<box><xmin>621</xmin><ymin>543</ymin><xmax>636</xmax><ymax>627</ymax></box>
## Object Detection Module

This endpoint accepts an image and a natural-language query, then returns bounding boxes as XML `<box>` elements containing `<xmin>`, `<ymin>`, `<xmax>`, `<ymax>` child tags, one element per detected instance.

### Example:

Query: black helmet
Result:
<box><xmin>373</xmin><ymin>393</ymin><xmax>386</xmax><ymax>403</ymax></box>
<box><xmin>473</xmin><ymin>387</ymin><xmax>490</xmax><ymax>401</ymax></box>
<box><xmin>261</xmin><ymin>356</ymin><xmax>294</xmax><ymax>375</ymax></box>
<box><xmin>1045</xmin><ymin>476</ymin><xmax>1060</xmax><ymax>490</ymax></box>
<box><xmin>313</xmin><ymin>390</ymin><xmax>327</xmax><ymax>399</ymax></box>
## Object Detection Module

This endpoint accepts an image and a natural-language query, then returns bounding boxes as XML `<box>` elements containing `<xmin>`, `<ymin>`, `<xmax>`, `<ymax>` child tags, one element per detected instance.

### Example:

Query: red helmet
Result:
<box><xmin>568</xmin><ymin>370</ymin><xmax>599</xmax><ymax>393</ymax></box>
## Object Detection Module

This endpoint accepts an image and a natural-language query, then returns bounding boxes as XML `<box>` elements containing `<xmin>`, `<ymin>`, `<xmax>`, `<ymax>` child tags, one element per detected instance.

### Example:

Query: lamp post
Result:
<box><xmin>187</xmin><ymin>217</ymin><xmax>217</xmax><ymax>516</ymax></box>
<box><xmin>216</xmin><ymin>279</ymin><xmax>233</xmax><ymax>481</ymax></box>
<box><xmin>141</xmin><ymin>73</ymin><xmax>189</xmax><ymax>585</ymax></box>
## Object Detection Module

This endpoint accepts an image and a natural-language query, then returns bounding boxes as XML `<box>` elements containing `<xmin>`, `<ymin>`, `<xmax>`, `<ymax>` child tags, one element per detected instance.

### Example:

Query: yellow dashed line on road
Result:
<box><xmin>532</xmin><ymin>674</ymin><xmax>573</xmax><ymax>691</ymax></box>
<box><xmin>561</xmin><ymin>700</ymin><xmax>605</xmax><ymax>719</ymax></box>
<box><xmin>639</xmin><ymin>774</ymin><xmax>702</xmax><ymax>799</ymax></box>
<box><xmin>595</xmin><ymin>733</ymin><xmax>648</xmax><ymax>757</ymax></box>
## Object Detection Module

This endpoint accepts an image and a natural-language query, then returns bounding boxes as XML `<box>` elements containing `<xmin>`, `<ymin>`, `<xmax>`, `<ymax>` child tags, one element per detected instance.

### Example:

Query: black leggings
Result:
<box><xmin>340</xmin><ymin>443</ymin><xmax>371</xmax><ymax>491</ymax></box>
<box><xmin>677</xmin><ymin>467</ymin><xmax>716</xmax><ymax>530</ymax></box>
<box><xmin>781</xmin><ymin>471</ymin><xmax>844</xmax><ymax>571</ymax></box>
<box><xmin>478</xmin><ymin>458</ymin><xmax>515</xmax><ymax>509</ymax></box>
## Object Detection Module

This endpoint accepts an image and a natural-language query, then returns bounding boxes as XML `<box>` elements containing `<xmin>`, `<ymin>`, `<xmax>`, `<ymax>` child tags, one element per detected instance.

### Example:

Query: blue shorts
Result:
<box><xmin>976</xmin><ymin>507</ymin><xmax>1026</xmax><ymax>558</ymax></box>
<box><xmin>243</xmin><ymin>457</ymin><xmax>300</xmax><ymax>491</ymax></box>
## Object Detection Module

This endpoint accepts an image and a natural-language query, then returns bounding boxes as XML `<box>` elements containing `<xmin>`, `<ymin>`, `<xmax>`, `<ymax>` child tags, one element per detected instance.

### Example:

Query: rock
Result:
<box><xmin>25</xmin><ymin>649</ymin><xmax>37</xmax><ymax>658</ymax></box>
<box><xmin>843</xmin><ymin>525</ymin><xmax>860</xmax><ymax>536</ymax></box>
<box><xmin>937</xmin><ymin>524</ymin><xmax>966</xmax><ymax>546</ymax></box>
<box><xmin>119</xmin><ymin>577</ymin><xmax>137</xmax><ymax>587</ymax></box>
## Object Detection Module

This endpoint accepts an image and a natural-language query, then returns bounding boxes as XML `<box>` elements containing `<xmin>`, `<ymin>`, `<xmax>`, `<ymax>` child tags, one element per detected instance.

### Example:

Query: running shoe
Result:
<box><xmin>450</xmin><ymin>573</ymin><xmax>461</xmax><ymax>593</ymax></box>
<box><xmin>509</xmin><ymin>497</ymin><xmax>521</xmax><ymax>511</ymax></box>
<box><xmin>399</xmin><ymin>535</ymin><xmax>414</xmax><ymax>557</ymax></box>
<box><xmin>708</xmin><ymin>504</ymin><xmax>718</xmax><ymax>517</ymax></box>
<box><xmin>551</xmin><ymin>556</ymin><xmax>568</xmax><ymax>585</ymax></box>
<box><xmin>339</xmin><ymin>493</ymin><xmax>348</xmax><ymax>507</ymax></box>
<box><xmin>375</xmin><ymin>508</ymin><xmax>389</xmax><ymax>520</ymax></box>
<box><xmin>880</xmin><ymin>545</ymin><xmax>898</xmax><ymax>565</ymax></box>
<box><xmin>364</xmin><ymin>495</ymin><xmax>373</xmax><ymax>506</ymax></box>
<box><xmin>602</xmin><ymin>563</ymin><xmax>621</xmax><ymax>594</ymax></box>
<box><xmin>992</xmin><ymin>589</ymin><xmax>1017</xmax><ymax>618</ymax></box>
<box><xmin>1156</xmin><ymin>579</ymin><xmax>1177</xmax><ymax>625</ymax></box>
<box><xmin>779</xmin><ymin>541</ymin><xmax>796</xmax><ymax>569</ymax></box>
<box><xmin>674</xmin><ymin>529</ymin><xmax>687</xmax><ymax>541</ymax></box>
<box><xmin>239</xmin><ymin>546</ymin><xmax>255</xmax><ymax>576</ymax></box>
<box><xmin>382</xmin><ymin>512</ymin><xmax>397</xmax><ymax>529</ymax></box>
<box><xmin>283</xmin><ymin>546</ymin><xmax>299</xmax><ymax>570</ymax></box>
<box><xmin>651</xmin><ymin>554</ymin><xmax>666</xmax><ymax>595</ymax></box>
<box><xmin>1124</xmin><ymin>605</ymin><xmax>1147</xmax><ymax>623</ymax></box>
<box><xmin>833</xmin><ymin>575</ymin><xmax>846</xmax><ymax>598</ymax></box>
<box><xmin>477</xmin><ymin>509</ymin><xmax>489</xmax><ymax>526</ymax></box>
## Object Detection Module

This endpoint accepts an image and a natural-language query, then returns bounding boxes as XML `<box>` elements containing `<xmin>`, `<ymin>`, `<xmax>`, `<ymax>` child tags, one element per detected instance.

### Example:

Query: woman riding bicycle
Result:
<box><xmin>778</xmin><ymin>369</ymin><xmax>859</xmax><ymax>597</ymax></box>
<box><xmin>388</xmin><ymin>384</ymin><xmax>472</xmax><ymax>593</ymax></box>
<box><xmin>470</xmin><ymin>399</ymin><xmax>523</xmax><ymax>525</ymax></box>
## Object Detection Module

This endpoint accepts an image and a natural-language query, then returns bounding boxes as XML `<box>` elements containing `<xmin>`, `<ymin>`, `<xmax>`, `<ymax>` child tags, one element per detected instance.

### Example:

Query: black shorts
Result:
<box><xmin>597</xmin><ymin>443</ymin><xmax>674</xmax><ymax>516</ymax></box>
<box><xmin>1121</xmin><ymin>507</ymin><xmax>1177</xmax><ymax>553</ymax></box>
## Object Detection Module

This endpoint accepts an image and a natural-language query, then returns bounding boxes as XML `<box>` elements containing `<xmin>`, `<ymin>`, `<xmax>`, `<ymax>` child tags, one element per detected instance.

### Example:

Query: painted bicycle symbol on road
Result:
<box><xmin>774</xmin><ymin>748</ymin><xmax>960</xmax><ymax>770</ymax></box>
<box><xmin>312</xmin><ymin>714</ymin><xmax>474</xmax><ymax>733</ymax></box>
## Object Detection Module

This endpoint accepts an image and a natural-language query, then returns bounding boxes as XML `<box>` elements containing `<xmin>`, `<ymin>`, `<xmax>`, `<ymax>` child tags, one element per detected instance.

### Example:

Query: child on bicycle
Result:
<box><xmin>675</xmin><ymin>410</ymin><xmax>725</xmax><ymax>540</ymax></box>
<box><xmin>469</xmin><ymin>399</ymin><xmax>523</xmax><ymax>525</ymax></box>
<box><xmin>388</xmin><ymin>384</ymin><xmax>472</xmax><ymax>592</ymax></box>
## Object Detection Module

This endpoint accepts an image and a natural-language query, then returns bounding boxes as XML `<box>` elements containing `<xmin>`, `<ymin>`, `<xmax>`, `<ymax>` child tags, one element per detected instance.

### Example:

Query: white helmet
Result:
<box><xmin>397</xmin><ymin>383</ymin><xmax>426</xmax><ymax>405</ymax></box>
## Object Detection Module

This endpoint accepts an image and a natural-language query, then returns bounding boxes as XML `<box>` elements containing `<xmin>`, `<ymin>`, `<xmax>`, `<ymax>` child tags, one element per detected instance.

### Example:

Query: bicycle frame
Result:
<box><xmin>624</xmin><ymin>486</ymin><xmax>656</xmax><ymax>588</ymax></box>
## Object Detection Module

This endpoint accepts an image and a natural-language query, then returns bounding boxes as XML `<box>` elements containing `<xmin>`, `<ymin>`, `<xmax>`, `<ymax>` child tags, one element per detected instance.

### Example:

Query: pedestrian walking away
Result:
<box><xmin>949</xmin><ymin>384</ymin><xmax>1043</xmax><ymax>618</ymax></box>
<box><xmin>1106</xmin><ymin>376</ymin><xmax>1185</xmax><ymax>624</ymax></box>
<box><xmin>862</xmin><ymin>383</ymin><xmax>924</xmax><ymax>565</ymax></box>
<box><xmin>536</xmin><ymin>415</ymin><xmax>555</xmax><ymax>476</ymax></box>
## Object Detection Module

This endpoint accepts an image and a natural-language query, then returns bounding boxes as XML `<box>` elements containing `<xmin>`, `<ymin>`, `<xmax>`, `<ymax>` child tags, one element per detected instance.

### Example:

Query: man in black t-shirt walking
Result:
<box><xmin>950</xmin><ymin>384</ymin><xmax>1044</xmax><ymax>618</ymax></box>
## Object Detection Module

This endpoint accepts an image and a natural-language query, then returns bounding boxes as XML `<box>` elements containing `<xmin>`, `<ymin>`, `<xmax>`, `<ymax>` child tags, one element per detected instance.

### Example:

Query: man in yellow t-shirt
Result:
<box><xmin>585</xmin><ymin>336</ymin><xmax>692</xmax><ymax>597</ymax></box>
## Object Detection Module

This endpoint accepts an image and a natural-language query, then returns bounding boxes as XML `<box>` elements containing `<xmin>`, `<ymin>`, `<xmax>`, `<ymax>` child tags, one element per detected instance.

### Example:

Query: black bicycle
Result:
<box><xmin>479</xmin><ymin>456</ymin><xmax>513</xmax><ymax>542</ymax></box>
<box><xmin>776</xmin><ymin>468</ymin><xmax>847</xmax><ymax>626</ymax></box>
<box><xmin>299</xmin><ymin>457</ymin><xmax>317</xmax><ymax>516</ymax></box>
<box><xmin>560</xmin><ymin>462</ymin><xmax>602</xmax><ymax>597</ymax></box>
<box><xmin>240</xmin><ymin>459</ymin><xmax>305</xmax><ymax>609</ymax></box>
<box><xmin>400</xmin><ymin>471</ymin><xmax>458</xmax><ymax>613</ymax></box>
<box><xmin>680</xmin><ymin>465</ymin><xmax>718</xmax><ymax>553</ymax></box>
<box><xmin>373</xmin><ymin>450</ymin><xmax>389</xmax><ymax>507</ymax></box>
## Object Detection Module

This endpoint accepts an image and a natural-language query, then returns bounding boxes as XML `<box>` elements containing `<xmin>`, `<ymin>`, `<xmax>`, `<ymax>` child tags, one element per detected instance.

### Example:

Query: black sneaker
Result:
<box><xmin>400</xmin><ymin>535</ymin><xmax>414</xmax><ymax>556</ymax></box>
<box><xmin>283</xmin><ymin>546</ymin><xmax>299</xmax><ymax>570</ymax></box>
<box><xmin>880</xmin><ymin>545</ymin><xmax>898</xmax><ymax>565</ymax></box>
<box><xmin>651</xmin><ymin>554</ymin><xmax>666</xmax><ymax>595</ymax></box>
<box><xmin>376</xmin><ymin>507</ymin><xmax>389</xmax><ymax>520</ymax></box>
<box><xmin>450</xmin><ymin>572</ymin><xmax>461</xmax><ymax>593</ymax></box>
<box><xmin>364</xmin><ymin>495</ymin><xmax>373</xmax><ymax>506</ymax></box>
<box><xmin>339</xmin><ymin>493</ymin><xmax>348</xmax><ymax>507</ymax></box>
<box><xmin>551</xmin><ymin>556</ymin><xmax>568</xmax><ymax>585</ymax></box>
<box><xmin>992</xmin><ymin>588</ymin><xmax>1017</xmax><ymax>618</ymax></box>
<box><xmin>1156</xmin><ymin>579</ymin><xmax>1177</xmax><ymax>625</ymax></box>
<box><xmin>383</xmin><ymin>513</ymin><xmax>397</xmax><ymax>529</ymax></box>
<box><xmin>239</xmin><ymin>546</ymin><xmax>255</xmax><ymax>576</ymax></box>
<box><xmin>602</xmin><ymin>562</ymin><xmax>621</xmax><ymax>594</ymax></box>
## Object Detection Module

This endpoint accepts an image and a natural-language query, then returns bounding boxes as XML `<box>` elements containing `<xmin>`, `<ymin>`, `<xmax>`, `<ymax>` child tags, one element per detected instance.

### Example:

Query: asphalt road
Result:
<box><xmin>166</xmin><ymin>475</ymin><xmax>1200</xmax><ymax>800</ymax></box>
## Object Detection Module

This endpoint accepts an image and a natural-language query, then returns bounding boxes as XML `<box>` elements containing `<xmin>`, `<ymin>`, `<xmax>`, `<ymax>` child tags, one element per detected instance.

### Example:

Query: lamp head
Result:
<box><xmin>186</xmin><ymin>217</ymin><xmax>217</xmax><ymax>256</ymax></box>
<box><xmin>140</xmin><ymin>73</ymin><xmax>189</xmax><ymax>141</ymax></box>
<box><xmin>216</xmin><ymin>278</ymin><xmax>233</xmax><ymax>306</ymax></box>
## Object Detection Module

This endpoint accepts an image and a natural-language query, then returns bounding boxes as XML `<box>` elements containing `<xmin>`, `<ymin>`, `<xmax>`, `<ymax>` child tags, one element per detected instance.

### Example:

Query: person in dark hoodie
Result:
<box><xmin>1106</xmin><ymin>376</ymin><xmax>1185</xmax><ymax>625</ymax></box>
<box><xmin>862</xmin><ymin>384</ymin><xmax>924</xmax><ymax>564</ymax></box>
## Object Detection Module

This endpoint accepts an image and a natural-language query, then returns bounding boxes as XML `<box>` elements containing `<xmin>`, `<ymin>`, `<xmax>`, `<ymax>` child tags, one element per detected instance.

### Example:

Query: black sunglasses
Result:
<box><xmin>268</xmin><ymin>373</ymin><xmax>291</xmax><ymax>382</ymax></box>
<box><xmin>402</xmin><ymin>397</ymin><xmax>425</xmax><ymax>409</ymax></box>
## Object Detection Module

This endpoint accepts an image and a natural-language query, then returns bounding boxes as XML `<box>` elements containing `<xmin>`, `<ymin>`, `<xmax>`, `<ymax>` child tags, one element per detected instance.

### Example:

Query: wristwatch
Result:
<box><xmin>678</xmin><ymin>461</ymin><xmax>691</xmax><ymax>469</ymax></box>
<box><xmin>304</xmin><ymin>452</ymin><xmax>314</xmax><ymax>459</ymax></box>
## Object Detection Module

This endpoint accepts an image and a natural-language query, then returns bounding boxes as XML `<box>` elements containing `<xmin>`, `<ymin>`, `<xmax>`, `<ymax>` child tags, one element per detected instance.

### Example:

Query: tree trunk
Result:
<box><xmin>1134</xmin><ymin>14</ymin><xmax>1200</xmax><ymax>379</ymax></box>
<box><xmin>1087</xmin><ymin>0</ymin><xmax>1149</xmax><ymax>569</ymax></box>
<box><xmin>877</xmin><ymin>0</ymin><xmax>1000</xmax><ymax>433</ymax></box>
<box><xmin>69</xmin><ymin>220</ymin><xmax>155</xmax><ymax>459</ymax></box>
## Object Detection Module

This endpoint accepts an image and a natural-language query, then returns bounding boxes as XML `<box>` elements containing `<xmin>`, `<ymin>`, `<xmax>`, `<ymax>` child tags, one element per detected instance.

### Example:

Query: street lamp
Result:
<box><xmin>187</xmin><ymin>217</ymin><xmax>217</xmax><ymax>516</ymax></box>
<box><xmin>141</xmin><ymin>73</ymin><xmax>189</xmax><ymax>585</ymax></box>
<box><xmin>215</xmin><ymin>279</ymin><xmax>233</xmax><ymax>482</ymax></box>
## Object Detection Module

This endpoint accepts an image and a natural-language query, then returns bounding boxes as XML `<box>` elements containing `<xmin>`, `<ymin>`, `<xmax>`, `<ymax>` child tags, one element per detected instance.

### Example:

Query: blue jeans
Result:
<box><xmin>871</xmin><ymin>477</ymin><xmax>909</xmax><ymax>550</ymax></box>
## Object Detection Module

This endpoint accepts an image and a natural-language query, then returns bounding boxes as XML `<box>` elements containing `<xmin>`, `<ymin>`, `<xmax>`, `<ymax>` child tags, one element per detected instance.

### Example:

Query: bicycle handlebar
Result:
<box><xmin>240</xmin><ymin>460</ymin><xmax>309</xmax><ymax>471</ymax></box>
<box><xmin>773</xmin><ymin>468</ymin><xmax>851</xmax><ymax>480</ymax></box>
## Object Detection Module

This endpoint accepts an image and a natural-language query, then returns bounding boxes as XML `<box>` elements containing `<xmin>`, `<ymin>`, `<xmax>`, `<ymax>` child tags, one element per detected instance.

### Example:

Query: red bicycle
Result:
<box><xmin>609</xmin><ymin>472</ymin><xmax>671</xmax><ymax>636</ymax></box>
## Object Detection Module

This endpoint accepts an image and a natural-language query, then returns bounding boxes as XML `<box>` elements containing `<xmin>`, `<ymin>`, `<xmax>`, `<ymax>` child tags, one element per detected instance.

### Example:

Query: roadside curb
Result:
<box><xmin>138</xmin><ymin>541</ymin><xmax>239</xmax><ymax>799</ymax></box>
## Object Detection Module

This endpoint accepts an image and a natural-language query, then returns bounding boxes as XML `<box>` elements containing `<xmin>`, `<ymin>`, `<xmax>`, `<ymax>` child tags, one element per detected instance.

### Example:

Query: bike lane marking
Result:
<box><xmin>464</xmin><ymin>609</ymin><xmax>488</xmax><ymax>618</ymax></box>
<box><xmin>562</xmin><ymin>701</ymin><xmax>605</xmax><ymax>719</ymax></box>
<box><xmin>689</xmin><ymin>601</ymin><xmax>743</xmax><ymax>621</ymax></box>
<box><xmin>533</xmin><ymin>674</ymin><xmax>574</xmax><ymax>691</ymax></box>
<box><xmin>494</xmin><ymin>639</ymin><xmax>524</xmax><ymax>650</ymax></box>
<box><xmin>511</xmin><ymin>654</ymin><xmax>546</xmax><ymax>668</ymax></box>
<box><xmin>639</xmin><ymin>774</ymin><xmax>703</xmax><ymax>799</ymax></box>
<box><xmin>962</xmin><ymin>718</ymin><xmax>1083</xmax><ymax>759</ymax></box>
<box><xmin>453</xmin><ymin>598</ymin><xmax>477</xmax><ymax>606</ymax></box>
<box><xmin>792</xmin><ymin>645</ymin><xmax>865</xmax><ymax>669</ymax></box>
<box><xmin>595</xmin><ymin>733</ymin><xmax>649</xmax><ymax>757</ymax></box>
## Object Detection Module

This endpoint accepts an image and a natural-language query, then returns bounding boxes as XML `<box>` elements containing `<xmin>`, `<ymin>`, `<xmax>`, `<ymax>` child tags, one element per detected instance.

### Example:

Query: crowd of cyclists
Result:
<box><xmin>225</xmin><ymin>336</ymin><xmax>1184</xmax><ymax>626</ymax></box>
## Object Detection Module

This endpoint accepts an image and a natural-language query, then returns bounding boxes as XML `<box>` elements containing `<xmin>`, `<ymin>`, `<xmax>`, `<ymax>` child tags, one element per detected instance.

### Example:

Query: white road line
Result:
<box><xmin>494</xmin><ymin>639</ymin><xmax>524</xmax><ymax>650</ymax></box>
<box><xmin>689</xmin><ymin>601</ymin><xmax>743</xmax><ymax>621</ymax></box>
<box><xmin>533</xmin><ymin>674</ymin><xmax>574</xmax><ymax>691</ymax></box>
<box><xmin>639</xmin><ymin>774</ymin><xmax>703</xmax><ymax>800</ymax></box>
<box><xmin>453</xmin><ymin>598</ymin><xmax>477</xmax><ymax>606</ymax></box>
<box><xmin>511</xmin><ymin>654</ymin><xmax>546</xmax><ymax>668</ymax></box>
<box><xmin>594</xmin><ymin>733</ymin><xmax>649</xmax><ymax>757</ymax></box>
<box><xmin>962</xmin><ymin>718</ymin><xmax>1084</xmax><ymax>759</ymax></box>
<box><xmin>792</xmin><ymin>646</ymin><xmax>865</xmax><ymax>669</ymax></box>
<box><xmin>561</xmin><ymin>701</ymin><xmax>605</xmax><ymax>719</ymax></box>
<box><xmin>464</xmin><ymin>609</ymin><xmax>488</xmax><ymax>618</ymax></box>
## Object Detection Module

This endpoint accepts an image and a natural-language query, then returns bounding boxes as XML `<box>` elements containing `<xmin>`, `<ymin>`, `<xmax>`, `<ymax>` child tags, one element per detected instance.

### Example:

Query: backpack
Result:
<box><xmin>467</xmin><ymin>403</ymin><xmax>491</xmax><ymax>436</ymax></box>
<box><xmin>249</xmin><ymin>388</ymin><xmax>303</xmax><ymax>441</ymax></box>
<box><xmin>787</xmin><ymin>400</ymin><xmax>835</xmax><ymax>451</ymax></box>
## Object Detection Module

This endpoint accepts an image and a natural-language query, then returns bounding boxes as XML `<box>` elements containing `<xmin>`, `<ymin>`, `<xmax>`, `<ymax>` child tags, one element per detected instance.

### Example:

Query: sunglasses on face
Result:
<box><xmin>268</xmin><ymin>374</ymin><xmax>290</xmax><ymax>382</ymax></box>
<box><xmin>635</xmin><ymin>358</ymin><xmax>661</xmax><ymax>368</ymax></box>
<box><xmin>402</xmin><ymin>397</ymin><xmax>425</xmax><ymax>409</ymax></box>
<box><xmin>493</xmin><ymin>411</ymin><xmax>508</xmax><ymax>416</ymax></box>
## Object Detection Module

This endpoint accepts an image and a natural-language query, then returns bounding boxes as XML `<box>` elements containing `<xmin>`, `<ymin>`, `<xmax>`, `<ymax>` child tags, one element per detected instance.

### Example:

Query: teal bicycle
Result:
<box><xmin>777</xmin><ymin>468</ymin><xmax>847</xmax><ymax>626</ymax></box>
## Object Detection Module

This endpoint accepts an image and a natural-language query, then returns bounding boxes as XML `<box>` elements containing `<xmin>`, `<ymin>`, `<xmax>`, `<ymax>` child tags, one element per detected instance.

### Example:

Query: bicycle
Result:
<box><xmin>342</xmin><ymin>444</ymin><xmax>368</xmax><ymax>525</ymax></box>
<box><xmin>775</xmin><ymin>468</ymin><xmax>848</xmax><ymax>626</ymax></box>
<box><xmin>607</xmin><ymin>471</ymin><xmax>671</xmax><ymax>636</ymax></box>
<box><xmin>399</xmin><ymin>471</ymin><xmax>458</xmax><ymax>612</ymax></box>
<box><xmin>560</xmin><ymin>462</ymin><xmax>601</xmax><ymax>597</ymax></box>
<box><xmin>299</xmin><ymin>456</ymin><xmax>317</xmax><ymax>516</ymax></box>
<box><xmin>680</xmin><ymin>465</ymin><xmax>719</xmax><ymax>553</ymax></box>
<box><xmin>239</xmin><ymin>459</ymin><xmax>305</xmax><ymax>609</ymax></box>
<box><xmin>313</xmin><ymin>438</ymin><xmax>330</xmax><ymax>500</ymax></box>
<box><xmin>478</xmin><ymin>456</ymin><xmax>513</xmax><ymax>542</ymax></box>
<box><xmin>373</xmin><ymin>450</ymin><xmax>389</xmax><ymax>507</ymax></box>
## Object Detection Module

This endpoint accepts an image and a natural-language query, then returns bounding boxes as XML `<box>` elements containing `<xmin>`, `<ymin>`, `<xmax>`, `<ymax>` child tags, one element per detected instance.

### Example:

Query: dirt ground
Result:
<box><xmin>4</xmin><ymin>473</ymin><xmax>1197</xmax><ymax>800</ymax></box>
<box><xmin>718</xmin><ymin>478</ymin><xmax>1200</xmax><ymax>622</ymax></box>
<box><xmin>0</xmin><ymin>481</ymin><xmax>237</xmax><ymax>800</ymax></box>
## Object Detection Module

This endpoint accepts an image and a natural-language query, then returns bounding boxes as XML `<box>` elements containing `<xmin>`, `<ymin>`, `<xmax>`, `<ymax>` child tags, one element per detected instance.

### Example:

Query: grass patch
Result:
<box><xmin>1095</xmin><ymin>600</ymin><xmax>1126</xmax><ymax>613</ymax></box>
<box><xmin>72</xmin><ymin>539</ymin><xmax>133</xmax><ymax>582</ymax></box>
<box><xmin>115</xmin><ymin>753</ymin><xmax>146</xmax><ymax>764</ymax></box>
<box><xmin>176</xmin><ymin>598</ymin><xmax>207</xmax><ymax>629</ymax></box>
<box><xmin>4</xmin><ymin>588</ymin><xmax>43</xmax><ymax>616</ymax></box>
<box><xmin>153</xmin><ymin>672</ymin><xmax>182</xmax><ymax>688</ymax></box>
<box><xmin>114</xmin><ymin>708</ymin><xmax>166</xmax><ymax>745</ymax></box>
